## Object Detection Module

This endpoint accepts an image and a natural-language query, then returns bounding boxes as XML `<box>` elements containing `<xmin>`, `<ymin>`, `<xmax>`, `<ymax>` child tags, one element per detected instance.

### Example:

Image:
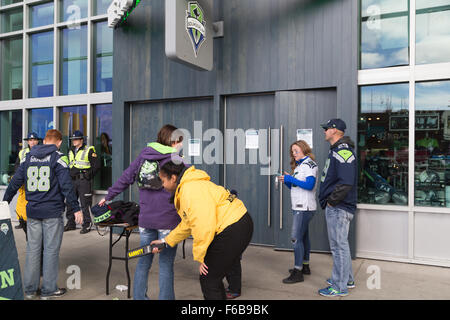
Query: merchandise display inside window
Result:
<box><xmin>59</xmin><ymin>105</ymin><xmax>87</xmax><ymax>155</ymax></box>
<box><xmin>0</xmin><ymin>110</ymin><xmax>22</xmax><ymax>186</ymax></box>
<box><xmin>414</xmin><ymin>81</ymin><xmax>450</xmax><ymax>207</ymax></box>
<box><xmin>358</xmin><ymin>83</ymin><xmax>409</xmax><ymax>205</ymax></box>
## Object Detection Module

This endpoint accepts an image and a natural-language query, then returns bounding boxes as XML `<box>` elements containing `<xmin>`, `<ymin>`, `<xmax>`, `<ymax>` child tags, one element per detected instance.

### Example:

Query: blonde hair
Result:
<box><xmin>290</xmin><ymin>140</ymin><xmax>315</xmax><ymax>173</ymax></box>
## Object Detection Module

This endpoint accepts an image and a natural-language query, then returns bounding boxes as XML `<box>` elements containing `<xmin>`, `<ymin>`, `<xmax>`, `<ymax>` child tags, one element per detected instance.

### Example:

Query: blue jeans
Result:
<box><xmin>24</xmin><ymin>217</ymin><xmax>64</xmax><ymax>295</ymax></box>
<box><xmin>133</xmin><ymin>228</ymin><xmax>178</xmax><ymax>300</ymax></box>
<box><xmin>291</xmin><ymin>210</ymin><xmax>315</xmax><ymax>268</ymax></box>
<box><xmin>325</xmin><ymin>206</ymin><xmax>354</xmax><ymax>293</ymax></box>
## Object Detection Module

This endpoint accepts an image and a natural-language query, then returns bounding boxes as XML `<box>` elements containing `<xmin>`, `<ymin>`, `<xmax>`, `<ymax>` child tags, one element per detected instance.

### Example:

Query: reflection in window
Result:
<box><xmin>358</xmin><ymin>83</ymin><xmax>409</xmax><ymax>205</ymax></box>
<box><xmin>30</xmin><ymin>31</ymin><xmax>54</xmax><ymax>98</ymax></box>
<box><xmin>416</xmin><ymin>0</ymin><xmax>450</xmax><ymax>65</ymax></box>
<box><xmin>1</xmin><ymin>8</ymin><xmax>23</xmax><ymax>33</ymax></box>
<box><xmin>1</xmin><ymin>37</ymin><xmax>23</xmax><ymax>100</ymax></box>
<box><xmin>1</xmin><ymin>0</ymin><xmax>22</xmax><ymax>7</ymax></box>
<box><xmin>93</xmin><ymin>104</ymin><xmax>112</xmax><ymax>190</ymax></box>
<box><xmin>0</xmin><ymin>110</ymin><xmax>22</xmax><ymax>186</ymax></box>
<box><xmin>360</xmin><ymin>0</ymin><xmax>409</xmax><ymax>69</ymax></box>
<box><xmin>415</xmin><ymin>81</ymin><xmax>450</xmax><ymax>207</ymax></box>
<box><xmin>94</xmin><ymin>21</ymin><xmax>113</xmax><ymax>92</ymax></box>
<box><xmin>60</xmin><ymin>0</ymin><xmax>88</xmax><ymax>22</ymax></box>
<box><xmin>60</xmin><ymin>25</ymin><xmax>87</xmax><ymax>95</ymax></box>
<box><xmin>29</xmin><ymin>108</ymin><xmax>54</xmax><ymax>141</ymax></box>
<box><xmin>59</xmin><ymin>105</ymin><xmax>87</xmax><ymax>155</ymax></box>
<box><xmin>30</xmin><ymin>2</ymin><xmax>54</xmax><ymax>28</ymax></box>
<box><xmin>94</xmin><ymin>0</ymin><xmax>111</xmax><ymax>15</ymax></box>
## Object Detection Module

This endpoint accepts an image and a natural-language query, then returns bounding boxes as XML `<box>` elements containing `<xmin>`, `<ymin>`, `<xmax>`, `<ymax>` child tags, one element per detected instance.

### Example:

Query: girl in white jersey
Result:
<box><xmin>279</xmin><ymin>140</ymin><xmax>318</xmax><ymax>284</ymax></box>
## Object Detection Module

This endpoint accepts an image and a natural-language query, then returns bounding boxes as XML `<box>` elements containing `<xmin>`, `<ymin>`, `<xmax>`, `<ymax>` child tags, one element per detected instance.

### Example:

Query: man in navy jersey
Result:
<box><xmin>3</xmin><ymin>129</ymin><xmax>83</xmax><ymax>300</ymax></box>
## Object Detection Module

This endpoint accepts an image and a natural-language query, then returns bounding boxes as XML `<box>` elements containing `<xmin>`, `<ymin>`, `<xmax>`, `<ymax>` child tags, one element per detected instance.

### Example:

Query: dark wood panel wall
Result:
<box><xmin>112</xmin><ymin>0</ymin><xmax>358</xmax><ymax>193</ymax></box>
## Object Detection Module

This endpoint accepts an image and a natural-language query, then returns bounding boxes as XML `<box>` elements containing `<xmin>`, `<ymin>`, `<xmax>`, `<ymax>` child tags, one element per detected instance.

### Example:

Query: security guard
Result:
<box><xmin>14</xmin><ymin>132</ymin><xmax>41</xmax><ymax>234</ymax></box>
<box><xmin>64</xmin><ymin>130</ymin><xmax>101</xmax><ymax>234</ymax></box>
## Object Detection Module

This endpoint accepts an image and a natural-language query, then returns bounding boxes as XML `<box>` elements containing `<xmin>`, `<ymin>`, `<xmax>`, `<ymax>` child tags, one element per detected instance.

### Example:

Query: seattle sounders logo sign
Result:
<box><xmin>186</xmin><ymin>1</ymin><xmax>206</xmax><ymax>57</ymax></box>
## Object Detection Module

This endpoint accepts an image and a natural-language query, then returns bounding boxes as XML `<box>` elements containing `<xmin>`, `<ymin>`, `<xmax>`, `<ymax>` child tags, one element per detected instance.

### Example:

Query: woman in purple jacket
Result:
<box><xmin>99</xmin><ymin>125</ymin><xmax>183</xmax><ymax>300</ymax></box>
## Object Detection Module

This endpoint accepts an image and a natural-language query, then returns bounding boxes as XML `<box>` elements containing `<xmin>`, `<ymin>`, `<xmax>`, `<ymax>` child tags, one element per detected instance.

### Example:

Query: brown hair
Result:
<box><xmin>157</xmin><ymin>124</ymin><xmax>183</xmax><ymax>146</ymax></box>
<box><xmin>290</xmin><ymin>140</ymin><xmax>315</xmax><ymax>173</ymax></box>
<box><xmin>44</xmin><ymin>129</ymin><xmax>63</xmax><ymax>143</ymax></box>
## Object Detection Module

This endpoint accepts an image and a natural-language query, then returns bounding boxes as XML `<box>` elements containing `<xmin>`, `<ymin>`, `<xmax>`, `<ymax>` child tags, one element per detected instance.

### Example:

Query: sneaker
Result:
<box><xmin>40</xmin><ymin>288</ymin><xmax>67</xmax><ymax>300</ymax></box>
<box><xmin>24</xmin><ymin>292</ymin><xmax>38</xmax><ymax>300</ymax></box>
<box><xmin>225</xmin><ymin>289</ymin><xmax>241</xmax><ymax>300</ymax></box>
<box><xmin>289</xmin><ymin>265</ymin><xmax>311</xmax><ymax>275</ymax></box>
<box><xmin>326</xmin><ymin>278</ymin><xmax>356</xmax><ymax>289</ymax></box>
<box><xmin>64</xmin><ymin>224</ymin><xmax>76</xmax><ymax>232</ymax></box>
<box><xmin>283</xmin><ymin>268</ymin><xmax>304</xmax><ymax>284</ymax></box>
<box><xmin>80</xmin><ymin>227</ymin><xmax>90</xmax><ymax>234</ymax></box>
<box><xmin>318</xmin><ymin>286</ymin><xmax>348</xmax><ymax>297</ymax></box>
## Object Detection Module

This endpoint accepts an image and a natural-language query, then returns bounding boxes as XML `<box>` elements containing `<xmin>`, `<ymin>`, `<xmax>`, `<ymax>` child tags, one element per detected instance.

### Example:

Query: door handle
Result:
<box><xmin>279</xmin><ymin>125</ymin><xmax>283</xmax><ymax>230</ymax></box>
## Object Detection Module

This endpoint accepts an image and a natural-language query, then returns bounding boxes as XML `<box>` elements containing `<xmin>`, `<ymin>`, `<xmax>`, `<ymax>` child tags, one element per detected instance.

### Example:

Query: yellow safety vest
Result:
<box><xmin>69</xmin><ymin>145</ymin><xmax>95</xmax><ymax>169</ymax></box>
<box><xmin>18</xmin><ymin>147</ymin><xmax>30</xmax><ymax>162</ymax></box>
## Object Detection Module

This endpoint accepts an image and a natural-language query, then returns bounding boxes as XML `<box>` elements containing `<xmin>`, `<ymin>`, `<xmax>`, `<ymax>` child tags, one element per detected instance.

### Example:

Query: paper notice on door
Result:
<box><xmin>188</xmin><ymin>139</ymin><xmax>201</xmax><ymax>156</ymax></box>
<box><xmin>245</xmin><ymin>130</ymin><xmax>259</xmax><ymax>149</ymax></box>
<box><xmin>296</xmin><ymin>129</ymin><xmax>313</xmax><ymax>148</ymax></box>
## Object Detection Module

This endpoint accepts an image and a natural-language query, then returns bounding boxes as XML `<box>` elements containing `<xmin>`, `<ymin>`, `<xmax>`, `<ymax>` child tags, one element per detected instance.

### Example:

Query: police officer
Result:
<box><xmin>14</xmin><ymin>132</ymin><xmax>42</xmax><ymax>232</ymax></box>
<box><xmin>64</xmin><ymin>130</ymin><xmax>101</xmax><ymax>234</ymax></box>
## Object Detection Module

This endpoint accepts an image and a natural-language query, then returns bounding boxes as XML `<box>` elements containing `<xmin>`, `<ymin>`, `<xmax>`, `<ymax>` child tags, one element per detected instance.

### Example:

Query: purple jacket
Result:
<box><xmin>105</xmin><ymin>142</ymin><xmax>181</xmax><ymax>230</ymax></box>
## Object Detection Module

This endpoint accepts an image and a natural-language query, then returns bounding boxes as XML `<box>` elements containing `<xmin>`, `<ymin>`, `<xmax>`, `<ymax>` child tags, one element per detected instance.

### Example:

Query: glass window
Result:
<box><xmin>60</xmin><ymin>25</ymin><xmax>87</xmax><ymax>95</ymax></box>
<box><xmin>1</xmin><ymin>0</ymin><xmax>22</xmax><ymax>6</ymax></box>
<box><xmin>30</xmin><ymin>2</ymin><xmax>54</xmax><ymax>28</ymax></box>
<box><xmin>94</xmin><ymin>0</ymin><xmax>111</xmax><ymax>15</ymax></box>
<box><xmin>94</xmin><ymin>21</ymin><xmax>112</xmax><ymax>92</ymax></box>
<box><xmin>60</xmin><ymin>0</ymin><xmax>88</xmax><ymax>22</ymax></box>
<box><xmin>416</xmin><ymin>0</ymin><xmax>450</xmax><ymax>65</ymax></box>
<box><xmin>1</xmin><ymin>8</ymin><xmax>23</xmax><ymax>33</ymax></box>
<box><xmin>28</xmin><ymin>108</ymin><xmax>53</xmax><ymax>144</ymax></box>
<box><xmin>59</xmin><ymin>105</ymin><xmax>87</xmax><ymax>155</ymax></box>
<box><xmin>30</xmin><ymin>31</ymin><xmax>54</xmax><ymax>98</ymax></box>
<box><xmin>1</xmin><ymin>37</ymin><xmax>23</xmax><ymax>100</ymax></box>
<box><xmin>358</xmin><ymin>83</ymin><xmax>410</xmax><ymax>205</ymax></box>
<box><xmin>93</xmin><ymin>104</ymin><xmax>112</xmax><ymax>190</ymax></box>
<box><xmin>415</xmin><ymin>80</ymin><xmax>450</xmax><ymax>207</ymax></box>
<box><xmin>0</xmin><ymin>110</ymin><xmax>22</xmax><ymax>186</ymax></box>
<box><xmin>360</xmin><ymin>0</ymin><xmax>409</xmax><ymax>69</ymax></box>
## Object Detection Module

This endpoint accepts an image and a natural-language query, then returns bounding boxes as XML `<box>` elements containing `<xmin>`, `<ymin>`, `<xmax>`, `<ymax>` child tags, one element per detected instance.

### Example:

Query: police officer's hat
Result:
<box><xmin>69</xmin><ymin>130</ymin><xmax>86</xmax><ymax>140</ymax></box>
<box><xmin>320</xmin><ymin>118</ymin><xmax>347</xmax><ymax>132</ymax></box>
<box><xmin>24</xmin><ymin>132</ymin><xmax>41</xmax><ymax>141</ymax></box>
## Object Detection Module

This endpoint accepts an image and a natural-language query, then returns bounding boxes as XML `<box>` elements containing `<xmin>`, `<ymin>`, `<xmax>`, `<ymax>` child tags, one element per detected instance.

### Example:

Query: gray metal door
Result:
<box><xmin>274</xmin><ymin>89</ymin><xmax>339</xmax><ymax>253</ymax></box>
<box><xmin>224</xmin><ymin>94</ymin><xmax>276</xmax><ymax>246</ymax></box>
<box><xmin>130</xmin><ymin>98</ymin><xmax>218</xmax><ymax>203</ymax></box>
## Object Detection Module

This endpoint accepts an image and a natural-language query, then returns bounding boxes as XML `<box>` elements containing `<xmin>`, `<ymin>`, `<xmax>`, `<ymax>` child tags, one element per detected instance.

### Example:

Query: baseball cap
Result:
<box><xmin>320</xmin><ymin>118</ymin><xmax>346</xmax><ymax>132</ymax></box>
<box><xmin>24</xmin><ymin>132</ymin><xmax>41</xmax><ymax>141</ymax></box>
<box><xmin>69</xmin><ymin>130</ymin><xmax>85</xmax><ymax>140</ymax></box>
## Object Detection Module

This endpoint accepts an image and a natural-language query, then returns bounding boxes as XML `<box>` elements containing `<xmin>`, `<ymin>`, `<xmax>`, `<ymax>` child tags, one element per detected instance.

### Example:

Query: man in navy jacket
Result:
<box><xmin>317</xmin><ymin>119</ymin><xmax>357</xmax><ymax>298</ymax></box>
<box><xmin>3</xmin><ymin>129</ymin><xmax>82</xmax><ymax>300</ymax></box>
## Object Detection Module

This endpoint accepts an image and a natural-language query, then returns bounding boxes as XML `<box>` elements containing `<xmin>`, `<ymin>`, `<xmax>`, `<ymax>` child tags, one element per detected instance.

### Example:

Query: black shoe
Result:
<box><xmin>289</xmin><ymin>265</ymin><xmax>311</xmax><ymax>275</ymax></box>
<box><xmin>283</xmin><ymin>268</ymin><xmax>304</xmax><ymax>284</ymax></box>
<box><xmin>80</xmin><ymin>227</ymin><xmax>90</xmax><ymax>234</ymax></box>
<box><xmin>15</xmin><ymin>224</ymin><xmax>23</xmax><ymax>229</ymax></box>
<box><xmin>40</xmin><ymin>288</ymin><xmax>66</xmax><ymax>300</ymax></box>
<box><xmin>64</xmin><ymin>224</ymin><xmax>76</xmax><ymax>232</ymax></box>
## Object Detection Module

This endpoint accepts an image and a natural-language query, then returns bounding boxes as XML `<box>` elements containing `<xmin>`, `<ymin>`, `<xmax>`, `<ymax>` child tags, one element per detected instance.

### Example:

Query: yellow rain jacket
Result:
<box><xmin>16</xmin><ymin>185</ymin><xmax>27</xmax><ymax>221</ymax></box>
<box><xmin>164</xmin><ymin>166</ymin><xmax>248</xmax><ymax>263</ymax></box>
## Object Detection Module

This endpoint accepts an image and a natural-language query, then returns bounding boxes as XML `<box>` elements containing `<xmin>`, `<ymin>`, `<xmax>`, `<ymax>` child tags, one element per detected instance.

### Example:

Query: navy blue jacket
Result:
<box><xmin>3</xmin><ymin>144</ymin><xmax>80</xmax><ymax>219</ymax></box>
<box><xmin>318</xmin><ymin>136</ymin><xmax>357</xmax><ymax>214</ymax></box>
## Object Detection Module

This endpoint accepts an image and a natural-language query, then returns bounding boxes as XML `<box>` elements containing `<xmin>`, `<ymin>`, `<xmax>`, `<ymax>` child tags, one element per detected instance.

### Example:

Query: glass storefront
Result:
<box><xmin>0</xmin><ymin>110</ymin><xmax>22</xmax><ymax>186</ymax></box>
<box><xmin>60</xmin><ymin>25</ymin><xmax>87</xmax><ymax>95</ymax></box>
<box><xmin>93</xmin><ymin>104</ymin><xmax>112</xmax><ymax>190</ymax></box>
<box><xmin>358</xmin><ymin>83</ymin><xmax>410</xmax><ymax>205</ymax></box>
<box><xmin>60</xmin><ymin>0</ymin><xmax>88</xmax><ymax>22</ymax></box>
<box><xmin>416</xmin><ymin>0</ymin><xmax>450</xmax><ymax>65</ymax></box>
<box><xmin>59</xmin><ymin>105</ymin><xmax>87</xmax><ymax>155</ymax></box>
<box><xmin>30</xmin><ymin>31</ymin><xmax>54</xmax><ymax>98</ymax></box>
<box><xmin>28</xmin><ymin>108</ymin><xmax>53</xmax><ymax>141</ymax></box>
<box><xmin>30</xmin><ymin>2</ymin><xmax>54</xmax><ymax>29</ymax></box>
<box><xmin>0</xmin><ymin>0</ymin><xmax>21</xmax><ymax>7</ymax></box>
<box><xmin>415</xmin><ymin>80</ymin><xmax>450</xmax><ymax>207</ymax></box>
<box><xmin>1</xmin><ymin>7</ymin><xmax>23</xmax><ymax>33</ymax></box>
<box><xmin>94</xmin><ymin>0</ymin><xmax>111</xmax><ymax>15</ymax></box>
<box><xmin>94</xmin><ymin>21</ymin><xmax>113</xmax><ymax>92</ymax></box>
<box><xmin>1</xmin><ymin>37</ymin><xmax>23</xmax><ymax>100</ymax></box>
<box><xmin>360</xmin><ymin>0</ymin><xmax>409</xmax><ymax>69</ymax></box>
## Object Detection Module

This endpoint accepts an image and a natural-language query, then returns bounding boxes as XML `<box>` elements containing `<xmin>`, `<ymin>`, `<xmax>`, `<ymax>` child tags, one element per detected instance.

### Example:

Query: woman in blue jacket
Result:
<box><xmin>279</xmin><ymin>140</ymin><xmax>318</xmax><ymax>284</ymax></box>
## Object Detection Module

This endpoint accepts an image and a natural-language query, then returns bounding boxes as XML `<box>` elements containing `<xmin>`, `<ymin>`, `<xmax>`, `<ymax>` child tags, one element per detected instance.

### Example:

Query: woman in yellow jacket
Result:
<box><xmin>151</xmin><ymin>160</ymin><xmax>253</xmax><ymax>300</ymax></box>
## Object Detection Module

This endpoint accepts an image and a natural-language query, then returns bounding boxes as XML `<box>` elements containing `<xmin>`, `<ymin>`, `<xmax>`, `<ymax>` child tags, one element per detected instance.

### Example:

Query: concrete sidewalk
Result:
<box><xmin>11</xmin><ymin>224</ymin><xmax>450</xmax><ymax>300</ymax></box>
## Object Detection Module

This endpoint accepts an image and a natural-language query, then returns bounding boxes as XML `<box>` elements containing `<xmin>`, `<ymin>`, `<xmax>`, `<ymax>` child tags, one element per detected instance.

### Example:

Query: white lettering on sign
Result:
<box><xmin>108</xmin><ymin>0</ymin><xmax>135</xmax><ymax>28</ymax></box>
